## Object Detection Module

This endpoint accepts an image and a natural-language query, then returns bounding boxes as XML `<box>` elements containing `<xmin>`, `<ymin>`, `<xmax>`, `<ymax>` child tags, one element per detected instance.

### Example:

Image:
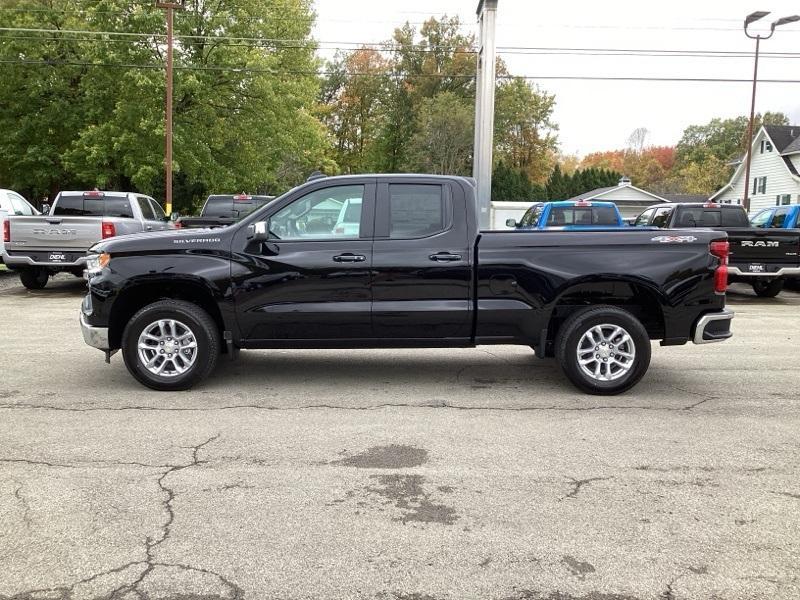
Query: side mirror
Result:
<box><xmin>252</xmin><ymin>220</ymin><xmax>269</xmax><ymax>241</ymax></box>
<box><xmin>170</xmin><ymin>212</ymin><xmax>180</xmax><ymax>222</ymax></box>
<box><xmin>505</xmin><ymin>218</ymin><xmax>517</xmax><ymax>228</ymax></box>
<box><xmin>41</xmin><ymin>203</ymin><xmax>50</xmax><ymax>215</ymax></box>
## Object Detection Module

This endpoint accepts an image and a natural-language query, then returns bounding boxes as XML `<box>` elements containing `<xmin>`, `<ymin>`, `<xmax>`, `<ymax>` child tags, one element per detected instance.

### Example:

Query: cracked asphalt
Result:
<box><xmin>1</xmin><ymin>271</ymin><xmax>799</xmax><ymax>600</ymax></box>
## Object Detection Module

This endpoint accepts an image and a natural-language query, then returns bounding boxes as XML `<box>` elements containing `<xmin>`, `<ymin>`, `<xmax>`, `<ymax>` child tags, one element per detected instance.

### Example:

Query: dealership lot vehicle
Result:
<box><xmin>3</xmin><ymin>190</ymin><xmax>172</xmax><ymax>289</ymax></box>
<box><xmin>634</xmin><ymin>202</ymin><xmax>800</xmax><ymax>297</ymax></box>
<box><xmin>81</xmin><ymin>174</ymin><xmax>732</xmax><ymax>394</ymax></box>
<box><xmin>1</xmin><ymin>278</ymin><xmax>799</xmax><ymax>600</ymax></box>
<box><xmin>506</xmin><ymin>200</ymin><xmax>626</xmax><ymax>229</ymax></box>
<box><xmin>0</xmin><ymin>189</ymin><xmax>40</xmax><ymax>264</ymax></box>
<box><xmin>176</xmin><ymin>193</ymin><xmax>275</xmax><ymax>229</ymax></box>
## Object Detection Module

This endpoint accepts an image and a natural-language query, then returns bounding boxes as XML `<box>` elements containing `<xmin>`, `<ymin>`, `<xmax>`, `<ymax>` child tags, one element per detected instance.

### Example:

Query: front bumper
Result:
<box><xmin>80</xmin><ymin>311</ymin><xmax>110</xmax><ymax>350</ymax></box>
<box><xmin>693</xmin><ymin>309</ymin><xmax>734</xmax><ymax>345</ymax></box>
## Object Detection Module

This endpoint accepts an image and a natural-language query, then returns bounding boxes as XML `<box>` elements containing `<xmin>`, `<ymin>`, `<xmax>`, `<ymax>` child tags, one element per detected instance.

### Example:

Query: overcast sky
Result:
<box><xmin>313</xmin><ymin>0</ymin><xmax>800</xmax><ymax>157</ymax></box>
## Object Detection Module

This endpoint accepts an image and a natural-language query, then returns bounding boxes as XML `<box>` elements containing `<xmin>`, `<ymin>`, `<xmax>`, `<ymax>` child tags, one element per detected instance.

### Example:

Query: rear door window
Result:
<box><xmin>388</xmin><ymin>184</ymin><xmax>448</xmax><ymax>238</ymax></box>
<box><xmin>136</xmin><ymin>196</ymin><xmax>155</xmax><ymax>220</ymax></box>
<box><xmin>651</xmin><ymin>207</ymin><xmax>674</xmax><ymax>228</ymax></box>
<box><xmin>771</xmin><ymin>207</ymin><xmax>789</xmax><ymax>228</ymax></box>
<box><xmin>634</xmin><ymin>209</ymin><xmax>655</xmax><ymax>227</ymax></box>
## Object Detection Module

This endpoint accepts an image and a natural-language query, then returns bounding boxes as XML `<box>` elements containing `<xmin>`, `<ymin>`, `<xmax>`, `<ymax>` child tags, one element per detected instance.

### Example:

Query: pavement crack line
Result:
<box><xmin>562</xmin><ymin>476</ymin><xmax>613</xmax><ymax>500</ymax></box>
<box><xmin>11</xmin><ymin>477</ymin><xmax>33</xmax><ymax>531</ymax></box>
<box><xmin>0</xmin><ymin>401</ymin><xmax>716</xmax><ymax>413</ymax></box>
<box><xmin>0</xmin><ymin>434</ymin><xmax>245</xmax><ymax>600</ymax></box>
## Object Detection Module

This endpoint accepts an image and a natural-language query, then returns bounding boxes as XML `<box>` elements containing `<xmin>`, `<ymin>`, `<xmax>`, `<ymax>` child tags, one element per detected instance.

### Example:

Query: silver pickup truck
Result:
<box><xmin>4</xmin><ymin>190</ymin><xmax>172</xmax><ymax>289</ymax></box>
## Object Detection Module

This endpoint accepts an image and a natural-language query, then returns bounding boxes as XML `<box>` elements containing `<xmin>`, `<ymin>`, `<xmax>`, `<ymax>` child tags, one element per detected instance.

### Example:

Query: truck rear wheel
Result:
<box><xmin>121</xmin><ymin>299</ymin><xmax>220</xmax><ymax>391</ymax></box>
<box><xmin>752</xmin><ymin>278</ymin><xmax>783</xmax><ymax>298</ymax></box>
<box><xmin>555</xmin><ymin>305</ymin><xmax>651</xmax><ymax>395</ymax></box>
<box><xmin>19</xmin><ymin>268</ymin><xmax>49</xmax><ymax>290</ymax></box>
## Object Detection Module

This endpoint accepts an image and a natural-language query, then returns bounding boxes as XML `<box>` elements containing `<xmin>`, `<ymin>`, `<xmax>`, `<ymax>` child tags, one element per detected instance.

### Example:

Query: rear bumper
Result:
<box><xmin>728</xmin><ymin>265</ymin><xmax>800</xmax><ymax>278</ymax></box>
<box><xmin>4</xmin><ymin>253</ymin><xmax>89</xmax><ymax>268</ymax></box>
<box><xmin>80</xmin><ymin>311</ymin><xmax>110</xmax><ymax>351</ymax></box>
<box><xmin>693</xmin><ymin>309</ymin><xmax>734</xmax><ymax>345</ymax></box>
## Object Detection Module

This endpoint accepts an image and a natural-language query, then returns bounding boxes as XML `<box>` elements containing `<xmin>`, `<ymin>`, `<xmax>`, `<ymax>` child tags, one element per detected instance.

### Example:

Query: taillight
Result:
<box><xmin>101</xmin><ymin>221</ymin><xmax>116</xmax><ymax>239</ymax></box>
<box><xmin>2</xmin><ymin>219</ymin><xmax>9</xmax><ymax>242</ymax></box>
<box><xmin>173</xmin><ymin>220</ymin><xmax>182</xmax><ymax>229</ymax></box>
<box><xmin>710</xmin><ymin>240</ymin><xmax>729</xmax><ymax>294</ymax></box>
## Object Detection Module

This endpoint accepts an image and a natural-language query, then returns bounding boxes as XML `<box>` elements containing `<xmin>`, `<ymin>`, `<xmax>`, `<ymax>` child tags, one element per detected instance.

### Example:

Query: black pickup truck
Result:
<box><xmin>634</xmin><ymin>202</ymin><xmax>800</xmax><ymax>297</ymax></box>
<box><xmin>80</xmin><ymin>174</ymin><xmax>733</xmax><ymax>394</ymax></box>
<box><xmin>175</xmin><ymin>193</ymin><xmax>274</xmax><ymax>229</ymax></box>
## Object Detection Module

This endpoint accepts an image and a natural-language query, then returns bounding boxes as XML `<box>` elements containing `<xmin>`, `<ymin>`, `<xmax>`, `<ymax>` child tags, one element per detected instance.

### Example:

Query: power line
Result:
<box><xmin>2</xmin><ymin>59</ymin><xmax>800</xmax><ymax>84</ymax></box>
<box><xmin>3</xmin><ymin>29</ymin><xmax>800</xmax><ymax>59</ymax></box>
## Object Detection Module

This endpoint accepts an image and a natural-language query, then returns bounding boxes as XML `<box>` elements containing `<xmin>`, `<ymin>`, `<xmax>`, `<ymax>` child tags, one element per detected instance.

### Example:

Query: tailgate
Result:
<box><xmin>6</xmin><ymin>216</ymin><xmax>102</xmax><ymax>251</ymax></box>
<box><xmin>726</xmin><ymin>228</ymin><xmax>800</xmax><ymax>266</ymax></box>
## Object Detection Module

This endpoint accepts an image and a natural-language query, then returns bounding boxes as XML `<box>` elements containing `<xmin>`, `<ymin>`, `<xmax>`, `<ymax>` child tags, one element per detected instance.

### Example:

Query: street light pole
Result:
<box><xmin>741</xmin><ymin>11</ymin><xmax>800</xmax><ymax>212</ymax></box>
<box><xmin>156</xmin><ymin>0</ymin><xmax>184</xmax><ymax>216</ymax></box>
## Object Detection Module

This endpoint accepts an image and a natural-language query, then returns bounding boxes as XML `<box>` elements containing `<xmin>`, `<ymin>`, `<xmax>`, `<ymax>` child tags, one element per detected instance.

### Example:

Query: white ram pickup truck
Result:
<box><xmin>1</xmin><ymin>189</ymin><xmax>41</xmax><ymax>266</ymax></box>
<box><xmin>3</xmin><ymin>190</ymin><xmax>173</xmax><ymax>289</ymax></box>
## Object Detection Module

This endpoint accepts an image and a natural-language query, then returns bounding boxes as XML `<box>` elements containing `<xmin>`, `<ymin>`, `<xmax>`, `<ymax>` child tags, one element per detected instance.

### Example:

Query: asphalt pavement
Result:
<box><xmin>0</xmin><ymin>274</ymin><xmax>798</xmax><ymax>600</ymax></box>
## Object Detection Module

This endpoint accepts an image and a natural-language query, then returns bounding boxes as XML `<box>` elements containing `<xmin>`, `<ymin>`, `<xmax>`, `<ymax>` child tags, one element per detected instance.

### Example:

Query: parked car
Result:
<box><xmin>0</xmin><ymin>189</ymin><xmax>40</xmax><ymax>265</ymax></box>
<box><xmin>633</xmin><ymin>202</ymin><xmax>800</xmax><ymax>297</ymax></box>
<box><xmin>80</xmin><ymin>174</ymin><xmax>733</xmax><ymax>395</ymax></box>
<box><xmin>176</xmin><ymin>193</ymin><xmax>275</xmax><ymax>229</ymax></box>
<box><xmin>3</xmin><ymin>190</ymin><xmax>172</xmax><ymax>289</ymax></box>
<box><xmin>749</xmin><ymin>204</ymin><xmax>800</xmax><ymax>230</ymax></box>
<box><xmin>506</xmin><ymin>200</ymin><xmax>626</xmax><ymax>230</ymax></box>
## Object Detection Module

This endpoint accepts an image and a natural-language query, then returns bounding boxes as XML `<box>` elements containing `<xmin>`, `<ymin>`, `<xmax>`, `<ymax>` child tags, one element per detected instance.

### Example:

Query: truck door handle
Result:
<box><xmin>333</xmin><ymin>254</ymin><xmax>366</xmax><ymax>263</ymax></box>
<box><xmin>429</xmin><ymin>252</ymin><xmax>462</xmax><ymax>262</ymax></box>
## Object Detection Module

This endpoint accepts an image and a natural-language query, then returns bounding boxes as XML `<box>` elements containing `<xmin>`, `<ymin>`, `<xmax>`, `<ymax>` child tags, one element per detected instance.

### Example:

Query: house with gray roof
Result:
<box><xmin>711</xmin><ymin>125</ymin><xmax>800</xmax><ymax>211</ymax></box>
<box><xmin>565</xmin><ymin>176</ymin><xmax>668</xmax><ymax>218</ymax></box>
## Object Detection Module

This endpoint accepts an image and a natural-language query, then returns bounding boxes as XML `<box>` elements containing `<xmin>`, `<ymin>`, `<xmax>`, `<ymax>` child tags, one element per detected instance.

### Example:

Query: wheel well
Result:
<box><xmin>108</xmin><ymin>280</ymin><xmax>226</xmax><ymax>350</ymax></box>
<box><xmin>546</xmin><ymin>281</ymin><xmax>665</xmax><ymax>355</ymax></box>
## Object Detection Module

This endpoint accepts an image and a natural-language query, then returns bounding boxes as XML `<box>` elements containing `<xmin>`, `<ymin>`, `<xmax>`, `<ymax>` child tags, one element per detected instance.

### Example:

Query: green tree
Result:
<box><xmin>406</xmin><ymin>92</ymin><xmax>473</xmax><ymax>175</ymax></box>
<box><xmin>494</xmin><ymin>77</ymin><xmax>558</xmax><ymax>184</ymax></box>
<box><xmin>0</xmin><ymin>0</ymin><xmax>333</xmax><ymax>212</ymax></box>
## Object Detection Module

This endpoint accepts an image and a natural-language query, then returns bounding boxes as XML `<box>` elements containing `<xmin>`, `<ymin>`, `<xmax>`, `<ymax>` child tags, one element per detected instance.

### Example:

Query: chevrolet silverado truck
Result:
<box><xmin>175</xmin><ymin>193</ymin><xmax>275</xmax><ymax>229</ymax></box>
<box><xmin>506</xmin><ymin>200</ymin><xmax>626</xmax><ymax>230</ymax></box>
<box><xmin>634</xmin><ymin>202</ymin><xmax>800</xmax><ymax>297</ymax></box>
<box><xmin>4</xmin><ymin>190</ymin><xmax>172</xmax><ymax>289</ymax></box>
<box><xmin>80</xmin><ymin>174</ymin><xmax>734</xmax><ymax>395</ymax></box>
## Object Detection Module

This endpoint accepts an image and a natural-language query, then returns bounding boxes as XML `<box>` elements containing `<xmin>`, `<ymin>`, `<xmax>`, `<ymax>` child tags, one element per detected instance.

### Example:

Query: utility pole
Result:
<box><xmin>473</xmin><ymin>0</ymin><xmax>498</xmax><ymax>229</ymax></box>
<box><xmin>156</xmin><ymin>0</ymin><xmax>184</xmax><ymax>216</ymax></box>
<box><xmin>741</xmin><ymin>11</ymin><xmax>799</xmax><ymax>212</ymax></box>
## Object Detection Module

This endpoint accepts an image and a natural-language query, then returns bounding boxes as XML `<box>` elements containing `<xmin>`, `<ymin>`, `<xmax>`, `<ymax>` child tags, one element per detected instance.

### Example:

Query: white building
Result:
<box><xmin>564</xmin><ymin>176</ymin><xmax>669</xmax><ymax>218</ymax></box>
<box><xmin>711</xmin><ymin>125</ymin><xmax>800</xmax><ymax>211</ymax></box>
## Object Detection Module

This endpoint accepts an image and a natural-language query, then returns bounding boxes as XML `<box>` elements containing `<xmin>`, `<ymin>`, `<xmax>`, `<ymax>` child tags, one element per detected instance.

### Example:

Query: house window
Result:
<box><xmin>753</xmin><ymin>176</ymin><xmax>767</xmax><ymax>195</ymax></box>
<box><xmin>776</xmin><ymin>194</ymin><xmax>792</xmax><ymax>206</ymax></box>
<box><xmin>759</xmin><ymin>140</ymin><xmax>773</xmax><ymax>153</ymax></box>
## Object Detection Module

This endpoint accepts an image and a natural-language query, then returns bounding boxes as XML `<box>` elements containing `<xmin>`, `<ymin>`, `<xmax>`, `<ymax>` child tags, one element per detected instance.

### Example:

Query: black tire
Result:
<box><xmin>752</xmin><ymin>278</ymin><xmax>783</xmax><ymax>298</ymax></box>
<box><xmin>19</xmin><ymin>268</ymin><xmax>49</xmax><ymax>290</ymax></box>
<box><xmin>121</xmin><ymin>299</ymin><xmax>220</xmax><ymax>391</ymax></box>
<box><xmin>555</xmin><ymin>305</ymin><xmax>651</xmax><ymax>396</ymax></box>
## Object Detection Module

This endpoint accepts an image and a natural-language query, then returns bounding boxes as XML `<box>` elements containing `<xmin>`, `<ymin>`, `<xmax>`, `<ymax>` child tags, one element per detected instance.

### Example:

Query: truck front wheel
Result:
<box><xmin>555</xmin><ymin>305</ymin><xmax>651</xmax><ymax>395</ymax></box>
<box><xmin>751</xmin><ymin>278</ymin><xmax>783</xmax><ymax>298</ymax></box>
<box><xmin>19</xmin><ymin>268</ymin><xmax>49</xmax><ymax>290</ymax></box>
<box><xmin>121</xmin><ymin>299</ymin><xmax>220</xmax><ymax>391</ymax></box>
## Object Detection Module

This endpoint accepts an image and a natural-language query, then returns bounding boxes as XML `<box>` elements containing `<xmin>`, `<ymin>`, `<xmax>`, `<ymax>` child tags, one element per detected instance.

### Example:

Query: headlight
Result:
<box><xmin>85</xmin><ymin>252</ymin><xmax>111</xmax><ymax>278</ymax></box>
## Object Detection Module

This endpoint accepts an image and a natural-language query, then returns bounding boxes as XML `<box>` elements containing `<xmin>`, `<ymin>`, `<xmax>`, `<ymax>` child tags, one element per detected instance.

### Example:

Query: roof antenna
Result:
<box><xmin>306</xmin><ymin>170</ymin><xmax>326</xmax><ymax>182</ymax></box>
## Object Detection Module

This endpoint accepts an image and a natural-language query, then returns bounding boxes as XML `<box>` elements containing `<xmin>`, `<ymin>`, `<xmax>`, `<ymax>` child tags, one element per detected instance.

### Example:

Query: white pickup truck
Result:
<box><xmin>1</xmin><ymin>189</ymin><xmax>41</xmax><ymax>265</ymax></box>
<box><xmin>3</xmin><ymin>190</ymin><xmax>172</xmax><ymax>289</ymax></box>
